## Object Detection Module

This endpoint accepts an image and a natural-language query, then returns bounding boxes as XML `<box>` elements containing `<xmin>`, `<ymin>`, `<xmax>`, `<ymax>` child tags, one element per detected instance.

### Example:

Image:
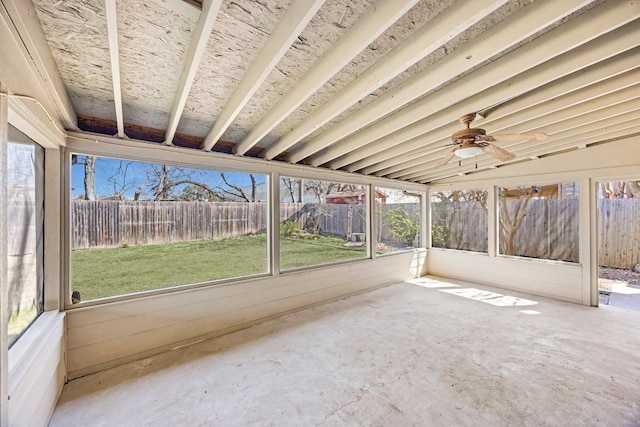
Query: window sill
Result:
<box><xmin>376</xmin><ymin>247</ymin><xmax>425</xmax><ymax>257</ymax></box>
<box><xmin>8</xmin><ymin>310</ymin><xmax>65</xmax><ymax>391</ymax></box>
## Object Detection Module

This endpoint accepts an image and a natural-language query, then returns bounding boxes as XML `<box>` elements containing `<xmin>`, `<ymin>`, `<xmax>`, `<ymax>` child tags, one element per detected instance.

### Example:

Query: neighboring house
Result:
<box><xmin>326</xmin><ymin>190</ymin><xmax>387</xmax><ymax>205</ymax></box>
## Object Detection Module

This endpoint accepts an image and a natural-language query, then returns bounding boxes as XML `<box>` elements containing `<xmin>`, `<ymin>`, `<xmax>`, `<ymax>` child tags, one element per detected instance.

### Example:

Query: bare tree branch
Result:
<box><xmin>218</xmin><ymin>173</ymin><xmax>256</xmax><ymax>202</ymax></box>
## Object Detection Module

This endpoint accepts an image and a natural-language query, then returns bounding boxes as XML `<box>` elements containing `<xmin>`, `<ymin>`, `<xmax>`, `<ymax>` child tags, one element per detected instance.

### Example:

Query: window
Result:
<box><xmin>279</xmin><ymin>177</ymin><xmax>367</xmax><ymax>270</ymax></box>
<box><xmin>7</xmin><ymin>125</ymin><xmax>44</xmax><ymax>347</ymax></box>
<box><xmin>430</xmin><ymin>189</ymin><xmax>488</xmax><ymax>253</ymax></box>
<box><xmin>375</xmin><ymin>187</ymin><xmax>421</xmax><ymax>254</ymax></box>
<box><xmin>498</xmin><ymin>183</ymin><xmax>579</xmax><ymax>262</ymax></box>
<box><xmin>70</xmin><ymin>155</ymin><xmax>268</xmax><ymax>302</ymax></box>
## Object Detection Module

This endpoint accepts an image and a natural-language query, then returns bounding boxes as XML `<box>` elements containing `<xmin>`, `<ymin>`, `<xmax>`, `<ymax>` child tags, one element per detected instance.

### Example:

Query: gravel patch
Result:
<box><xmin>599</xmin><ymin>267</ymin><xmax>640</xmax><ymax>287</ymax></box>
<box><xmin>599</xmin><ymin>266</ymin><xmax>640</xmax><ymax>295</ymax></box>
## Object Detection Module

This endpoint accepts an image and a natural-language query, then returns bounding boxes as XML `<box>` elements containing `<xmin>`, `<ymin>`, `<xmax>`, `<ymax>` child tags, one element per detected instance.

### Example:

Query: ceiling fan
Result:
<box><xmin>436</xmin><ymin>113</ymin><xmax>548</xmax><ymax>167</ymax></box>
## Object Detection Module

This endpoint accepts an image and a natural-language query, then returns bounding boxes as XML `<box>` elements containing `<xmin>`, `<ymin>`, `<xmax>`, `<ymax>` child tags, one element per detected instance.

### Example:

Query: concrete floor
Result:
<box><xmin>599</xmin><ymin>280</ymin><xmax>640</xmax><ymax>311</ymax></box>
<box><xmin>50</xmin><ymin>277</ymin><xmax>640</xmax><ymax>426</ymax></box>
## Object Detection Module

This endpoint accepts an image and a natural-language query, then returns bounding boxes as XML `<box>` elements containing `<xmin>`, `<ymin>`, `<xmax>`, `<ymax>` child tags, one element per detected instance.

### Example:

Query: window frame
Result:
<box><xmin>64</xmin><ymin>150</ymin><xmax>273</xmax><ymax>308</ymax></box>
<box><xmin>5</xmin><ymin>127</ymin><xmax>45</xmax><ymax>348</ymax></box>
<box><xmin>277</xmin><ymin>174</ymin><xmax>371</xmax><ymax>273</ymax></box>
<box><xmin>63</xmin><ymin>137</ymin><xmax>428</xmax><ymax>308</ymax></box>
<box><xmin>496</xmin><ymin>181</ymin><xmax>580</xmax><ymax>264</ymax></box>
<box><xmin>428</xmin><ymin>187</ymin><xmax>489</xmax><ymax>254</ymax></box>
<box><xmin>374</xmin><ymin>186</ymin><xmax>423</xmax><ymax>257</ymax></box>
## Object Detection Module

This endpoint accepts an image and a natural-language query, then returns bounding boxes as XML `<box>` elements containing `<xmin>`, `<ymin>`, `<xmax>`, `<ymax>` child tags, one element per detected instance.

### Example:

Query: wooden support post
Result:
<box><xmin>270</xmin><ymin>172</ymin><xmax>280</xmax><ymax>275</ymax></box>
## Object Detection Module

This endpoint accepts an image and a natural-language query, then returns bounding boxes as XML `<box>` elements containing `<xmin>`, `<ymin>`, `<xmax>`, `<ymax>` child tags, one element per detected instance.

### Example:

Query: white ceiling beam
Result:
<box><xmin>415</xmin><ymin>123</ymin><xmax>640</xmax><ymax>183</ymax></box>
<box><xmin>407</xmin><ymin>110</ymin><xmax>640</xmax><ymax>182</ymax></box>
<box><xmin>312</xmin><ymin>1</ymin><xmax>639</xmax><ymax>169</ymax></box>
<box><xmin>378</xmin><ymin>71</ymin><xmax>640</xmax><ymax>178</ymax></box>
<box><xmin>165</xmin><ymin>0</ymin><xmax>222</xmax><ymax>145</ymax></box>
<box><xmin>232</xmin><ymin>0</ymin><xmax>421</xmax><ymax>156</ymax></box>
<box><xmin>330</xmin><ymin>18</ymin><xmax>640</xmax><ymax>171</ymax></box>
<box><xmin>105</xmin><ymin>0</ymin><xmax>125</xmax><ymax>138</ymax></box>
<box><xmin>201</xmin><ymin>0</ymin><xmax>325</xmax><ymax>152</ymax></box>
<box><xmin>499</xmin><ymin>119</ymin><xmax>640</xmax><ymax>160</ymax></box>
<box><xmin>393</xmin><ymin>94</ymin><xmax>640</xmax><ymax>181</ymax></box>
<box><xmin>353</xmin><ymin>49</ymin><xmax>640</xmax><ymax>174</ymax></box>
<box><xmin>302</xmin><ymin>0</ymin><xmax>608</xmax><ymax>167</ymax></box>
<box><xmin>262</xmin><ymin>0</ymin><xmax>509</xmax><ymax>160</ymax></box>
<box><xmin>149</xmin><ymin>0</ymin><xmax>202</xmax><ymax>21</ymax></box>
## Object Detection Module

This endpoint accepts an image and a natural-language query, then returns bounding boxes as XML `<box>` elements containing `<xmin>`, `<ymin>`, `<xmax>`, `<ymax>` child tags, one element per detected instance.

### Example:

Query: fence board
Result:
<box><xmin>71</xmin><ymin>199</ymin><xmax>640</xmax><ymax>269</ymax></box>
<box><xmin>433</xmin><ymin>198</ymin><xmax>640</xmax><ymax>269</ymax></box>
<box><xmin>72</xmin><ymin>201</ymin><xmax>418</xmax><ymax>250</ymax></box>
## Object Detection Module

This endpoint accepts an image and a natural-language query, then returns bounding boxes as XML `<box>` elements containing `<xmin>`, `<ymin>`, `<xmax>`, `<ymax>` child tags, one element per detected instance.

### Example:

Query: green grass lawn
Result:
<box><xmin>8</xmin><ymin>305</ymin><xmax>38</xmax><ymax>346</ymax></box>
<box><xmin>72</xmin><ymin>234</ymin><xmax>366</xmax><ymax>301</ymax></box>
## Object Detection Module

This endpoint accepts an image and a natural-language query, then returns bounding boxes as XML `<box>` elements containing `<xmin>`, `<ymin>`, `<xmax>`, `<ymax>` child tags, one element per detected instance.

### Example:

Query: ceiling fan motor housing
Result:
<box><xmin>452</xmin><ymin>127</ymin><xmax>486</xmax><ymax>144</ymax></box>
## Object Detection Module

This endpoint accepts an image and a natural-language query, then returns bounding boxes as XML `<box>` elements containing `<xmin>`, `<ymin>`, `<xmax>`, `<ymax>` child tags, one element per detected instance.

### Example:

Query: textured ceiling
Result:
<box><xmin>32</xmin><ymin>0</ymin><xmax>640</xmax><ymax>182</ymax></box>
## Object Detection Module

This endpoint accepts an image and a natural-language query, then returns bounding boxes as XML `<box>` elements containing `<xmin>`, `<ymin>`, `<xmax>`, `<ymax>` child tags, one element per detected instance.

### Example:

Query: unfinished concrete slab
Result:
<box><xmin>608</xmin><ymin>282</ymin><xmax>640</xmax><ymax>311</ymax></box>
<box><xmin>50</xmin><ymin>277</ymin><xmax>640</xmax><ymax>426</ymax></box>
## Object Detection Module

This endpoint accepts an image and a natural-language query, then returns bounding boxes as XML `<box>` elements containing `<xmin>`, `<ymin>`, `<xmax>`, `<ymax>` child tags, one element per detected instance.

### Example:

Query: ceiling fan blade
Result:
<box><xmin>481</xmin><ymin>143</ymin><xmax>515</xmax><ymax>162</ymax></box>
<box><xmin>485</xmin><ymin>132</ymin><xmax>548</xmax><ymax>142</ymax></box>
<box><xmin>436</xmin><ymin>148</ymin><xmax>457</xmax><ymax>167</ymax></box>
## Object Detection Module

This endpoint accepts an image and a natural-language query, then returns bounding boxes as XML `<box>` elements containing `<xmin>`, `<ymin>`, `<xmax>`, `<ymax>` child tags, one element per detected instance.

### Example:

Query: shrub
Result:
<box><xmin>382</xmin><ymin>206</ymin><xmax>419</xmax><ymax>246</ymax></box>
<box><xmin>280</xmin><ymin>220</ymin><xmax>299</xmax><ymax>237</ymax></box>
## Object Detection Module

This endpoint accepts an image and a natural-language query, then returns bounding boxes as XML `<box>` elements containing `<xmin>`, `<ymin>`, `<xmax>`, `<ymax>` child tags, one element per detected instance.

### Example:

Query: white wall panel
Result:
<box><xmin>8</xmin><ymin>312</ymin><xmax>65</xmax><ymax>427</ymax></box>
<box><xmin>67</xmin><ymin>250</ymin><xmax>426</xmax><ymax>379</ymax></box>
<box><xmin>428</xmin><ymin>134</ymin><xmax>640</xmax><ymax>307</ymax></box>
<box><xmin>427</xmin><ymin>249</ymin><xmax>582</xmax><ymax>303</ymax></box>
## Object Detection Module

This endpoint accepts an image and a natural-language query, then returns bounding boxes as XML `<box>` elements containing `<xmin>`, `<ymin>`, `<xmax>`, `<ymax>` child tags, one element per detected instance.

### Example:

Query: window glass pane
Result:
<box><xmin>375</xmin><ymin>187</ymin><xmax>421</xmax><ymax>254</ymax></box>
<box><xmin>431</xmin><ymin>189</ymin><xmax>488</xmax><ymax>253</ymax></box>
<box><xmin>279</xmin><ymin>177</ymin><xmax>367</xmax><ymax>270</ymax></box>
<box><xmin>71</xmin><ymin>155</ymin><xmax>268</xmax><ymax>302</ymax></box>
<box><xmin>498</xmin><ymin>183</ymin><xmax>579</xmax><ymax>262</ymax></box>
<box><xmin>7</xmin><ymin>125</ymin><xmax>44</xmax><ymax>347</ymax></box>
<box><xmin>598</xmin><ymin>179</ymin><xmax>640</xmax><ymax>270</ymax></box>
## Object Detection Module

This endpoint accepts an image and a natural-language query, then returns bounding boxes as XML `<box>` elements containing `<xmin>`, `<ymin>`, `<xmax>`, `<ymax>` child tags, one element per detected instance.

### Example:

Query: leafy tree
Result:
<box><xmin>177</xmin><ymin>184</ymin><xmax>222</xmax><ymax>201</ymax></box>
<box><xmin>382</xmin><ymin>205</ymin><xmax>419</xmax><ymax>246</ymax></box>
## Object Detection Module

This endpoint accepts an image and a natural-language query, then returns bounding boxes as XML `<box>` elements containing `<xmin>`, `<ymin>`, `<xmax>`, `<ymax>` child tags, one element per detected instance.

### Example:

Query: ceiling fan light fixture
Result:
<box><xmin>454</xmin><ymin>146</ymin><xmax>483</xmax><ymax>158</ymax></box>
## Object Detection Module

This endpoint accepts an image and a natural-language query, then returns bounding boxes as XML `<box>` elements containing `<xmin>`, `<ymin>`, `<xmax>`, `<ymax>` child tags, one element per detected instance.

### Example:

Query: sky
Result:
<box><xmin>71</xmin><ymin>155</ymin><xmax>266</xmax><ymax>200</ymax></box>
<box><xmin>70</xmin><ymin>155</ymin><xmax>420</xmax><ymax>203</ymax></box>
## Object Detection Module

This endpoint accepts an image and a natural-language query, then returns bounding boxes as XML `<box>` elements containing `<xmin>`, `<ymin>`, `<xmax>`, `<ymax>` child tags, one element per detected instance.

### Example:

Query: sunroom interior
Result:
<box><xmin>1</xmin><ymin>0</ymin><xmax>640</xmax><ymax>425</ymax></box>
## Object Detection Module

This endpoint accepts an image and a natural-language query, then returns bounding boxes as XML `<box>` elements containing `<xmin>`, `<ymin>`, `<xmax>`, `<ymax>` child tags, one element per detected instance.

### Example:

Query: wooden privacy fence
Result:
<box><xmin>72</xmin><ymin>201</ymin><xmax>268</xmax><ymax>248</ymax></box>
<box><xmin>599</xmin><ymin>198</ymin><xmax>640</xmax><ymax>269</ymax></box>
<box><xmin>432</xmin><ymin>198</ymin><xmax>640</xmax><ymax>269</ymax></box>
<box><xmin>70</xmin><ymin>199</ymin><xmax>640</xmax><ymax>268</ymax></box>
<box><xmin>72</xmin><ymin>201</ymin><xmax>418</xmax><ymax>249</ymax></box>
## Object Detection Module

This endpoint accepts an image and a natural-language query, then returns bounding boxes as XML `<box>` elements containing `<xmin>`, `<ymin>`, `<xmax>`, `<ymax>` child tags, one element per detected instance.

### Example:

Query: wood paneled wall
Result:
<box><xmin>66</xmin><ymin>251</ymin><xmax>426</xmax><ymax>379</ymax></box>
<box><xmin>8</xmin><ymin>312</ymin><xmax>65</xmax><ymax>427</ymax></box>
